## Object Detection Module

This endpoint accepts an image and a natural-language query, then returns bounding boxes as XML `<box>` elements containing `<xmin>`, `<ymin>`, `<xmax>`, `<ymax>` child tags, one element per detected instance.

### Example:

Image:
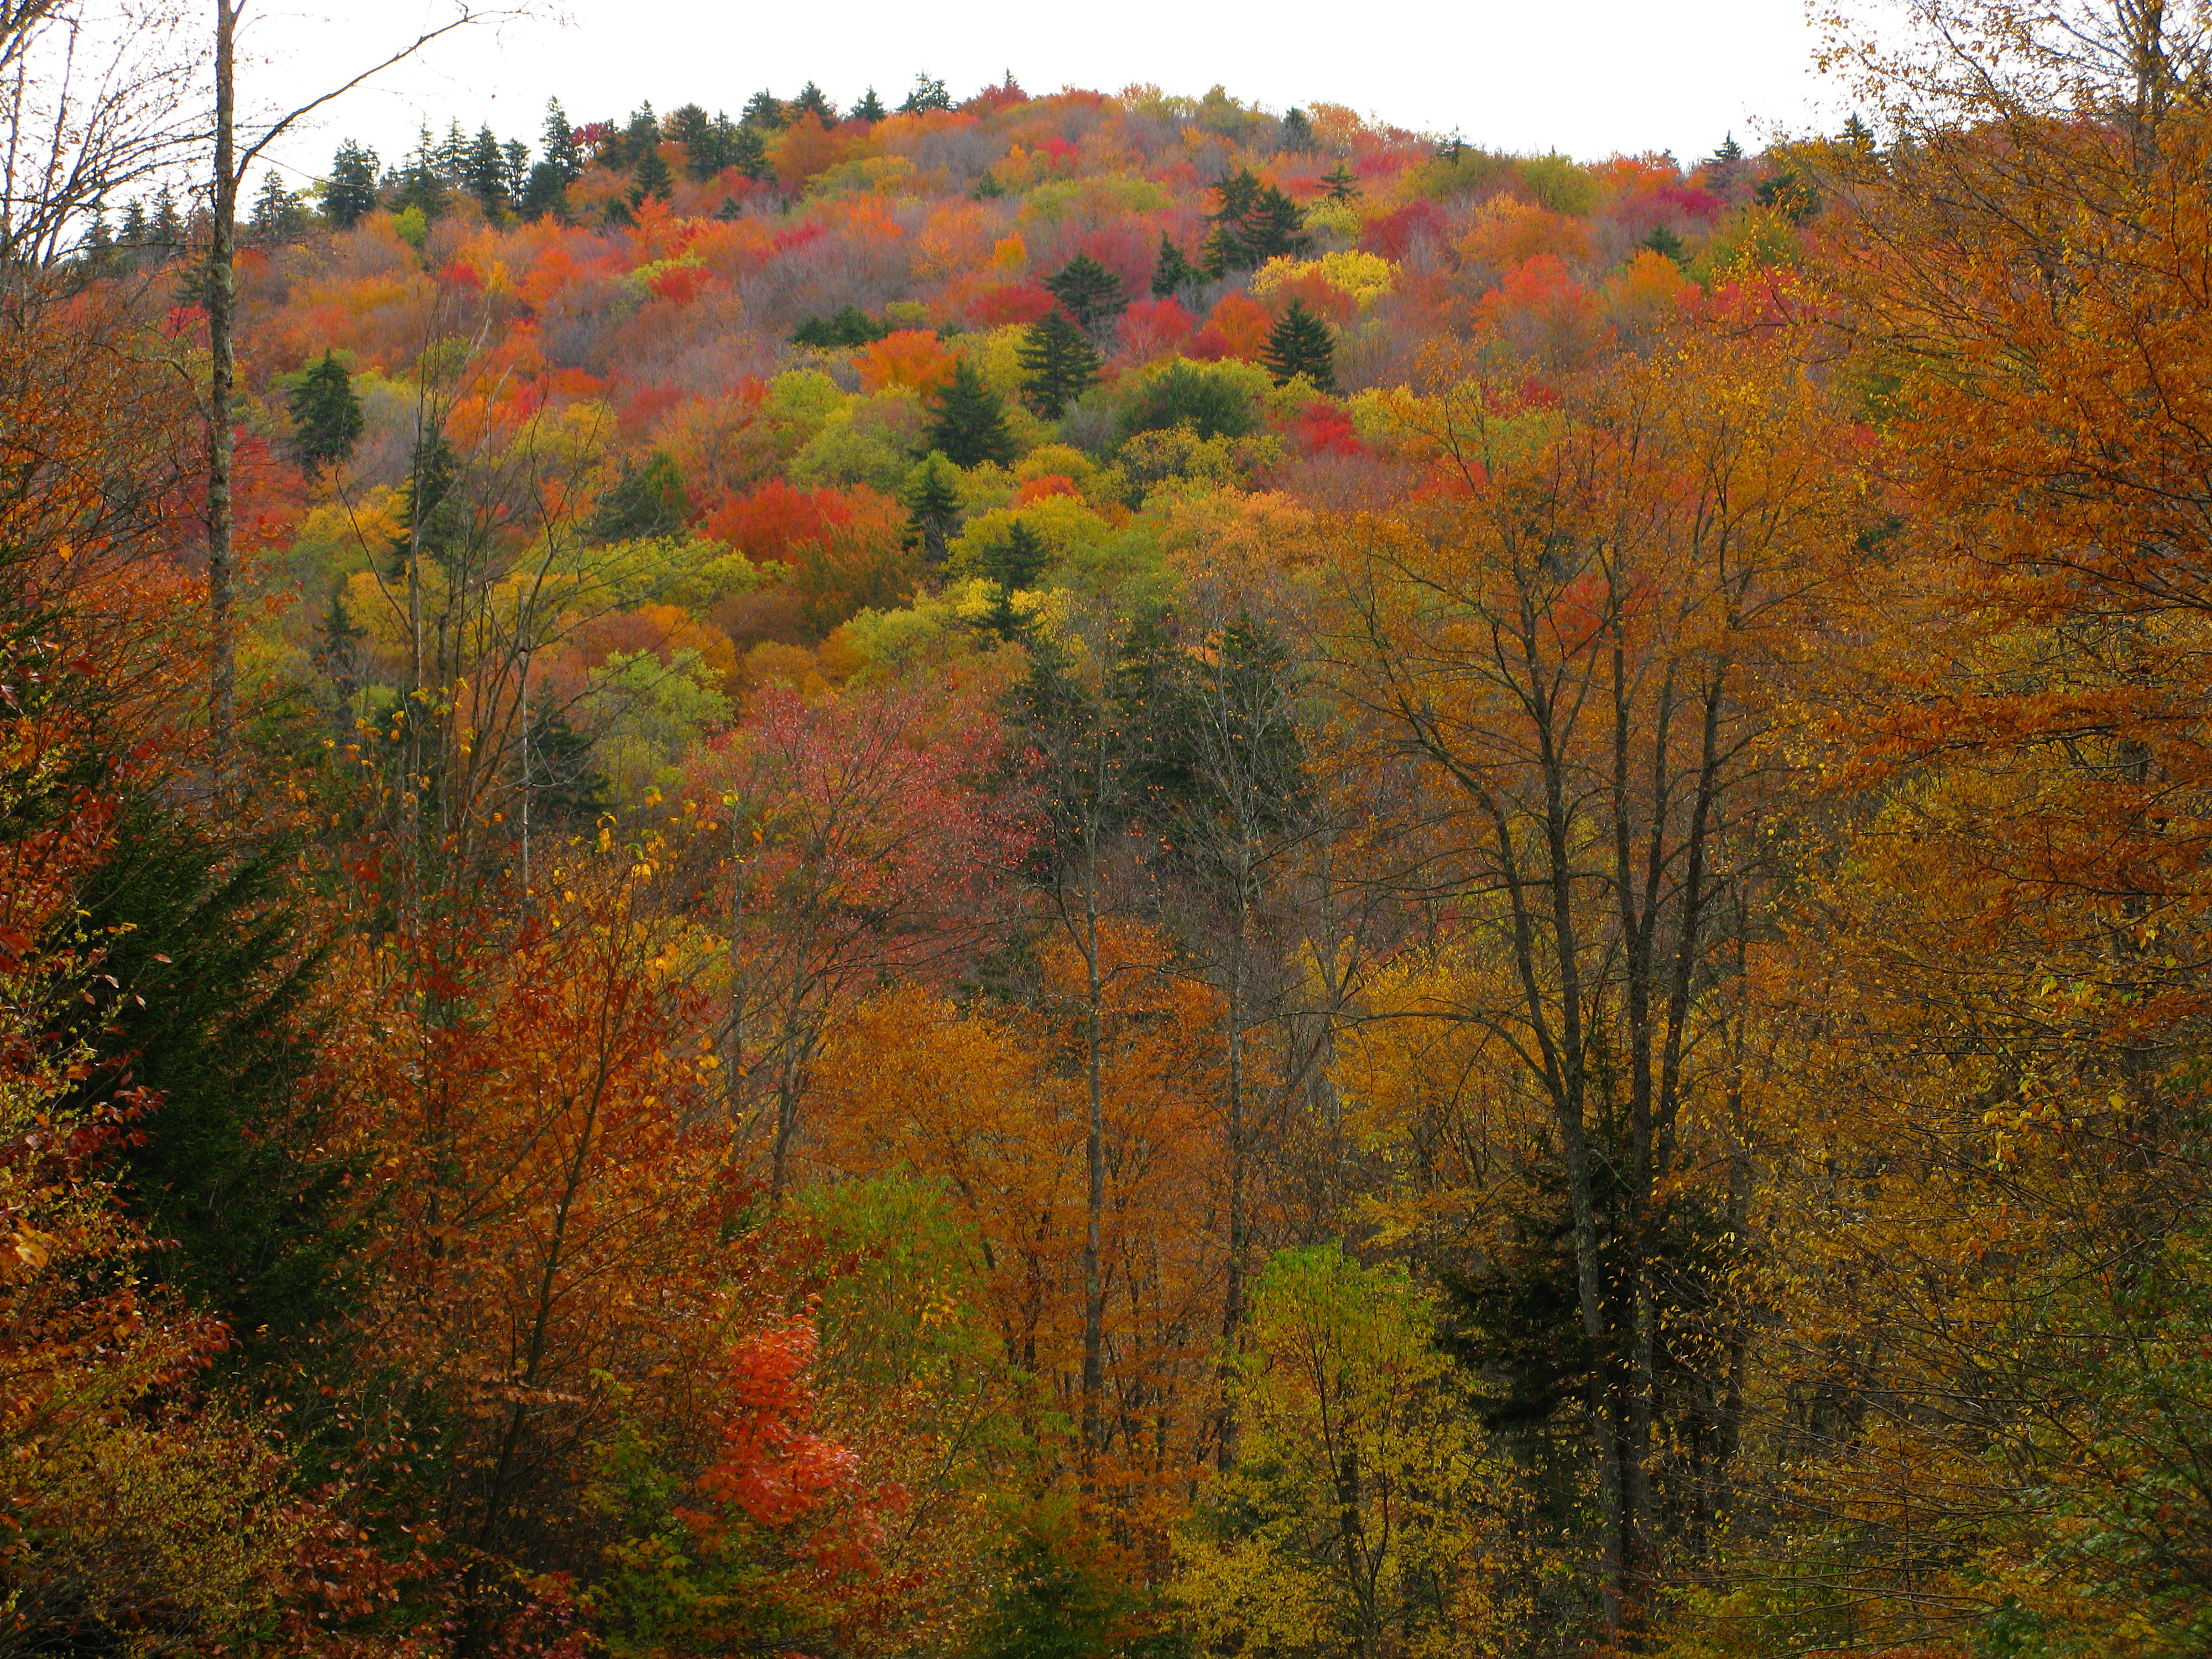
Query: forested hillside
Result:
<box><xmin>9</xmin><ymin>4</ymin><xmax>2212</xmax><ymax>1655</ymax></box>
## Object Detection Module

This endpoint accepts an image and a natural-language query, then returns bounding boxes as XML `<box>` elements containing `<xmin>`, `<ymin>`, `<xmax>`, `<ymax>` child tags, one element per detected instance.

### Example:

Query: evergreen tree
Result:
<box><xmin>980</xmin><ymin>519</ymin><xmax>1049</xmax><ymax>638</ymax></box>
<box><xmin>521</xmin><ymin>703</ymin><xmax>609</xmax><ymax>824</ymax></box>
<box><xmin>1017</xmin><ymin>308</ymin><xmax>1102</xmax><ymax>418</ymax></box>
<box><xmin>703</xmin><ymin>113</ymin><xmax>742</xmax><ymax>176</ymax></box>
<box><xmin>901</xmin><ymin>451</ymin><xmax>963</xmax><ymax>564</ymax></box>
<box><xmin>1279</xmin><ymin>107</ymin><xmax>1314</xmax><ymax>152</ymax></box>
<box><xmin>1042</xmin><ymin>252</ymin><xmax>1126</xmax><ymax>333</ymax></box>
<box><xmin>1261</xmin><ymin>298</ymin><xmax>1336</xmax><ymax>391</ymax></box>
<box><xmin>69</xmin><ymin>807</ymin><xmax>361</xmax><ymax>1373</ymax></box>
<box><xmin>1841</xmin><ymin>111</ymin><xmax>1876</xmax><ymax>153</ymax></box>
<box><xmin>730</xmin><ymin>126</ymin><xmax>771</xmax><ymax>181</ymax></box>
<box><xmin>742</xmin><ymin>90</ymin><xmax>787</xmax><ymax>130</ymax></box>
<box><xmin>1241</xmin><ymin>185</ymin><xmax>1310</xmax><ymax>263</ymax></box>
<box><xmin>119</xmin><ymin>197</ymin><xmax>148</xmax><ymax>247</ymax></box>
<box><xmin>149</xmin><ymin>185</ymin><xmax>183</xmax><ymax>248</ymax></box>
<box><xmin>79</xmin><ymin>205</ymin><xmax>114</xmax><ymax>270</ymax></box>
<box><xmin>589</xmin><ymin>451</ymin><xmax>686</xmax><ymax>541</ymax></box>
<box><xmin>790</xmin><ymin>81</ymin><xmax>837</xmax><ymax>126</ymax></box>
<box><xmin>1151</xmin><ymin>232</ymin><xmax>1199</xmax><ymax>298</ymax></box>
<box><xmin>899</xmin><ymin>72</ymin><xmax>953</xmax><ymax>114</ymax></box>
<box><xmin>970</xmin><ymin>170</ymin><xmax>1005</xmax><ymax>200</ymax></box>
<box><xmin>925</xmin><ymin>357</ymin><xmax>1018</xmax><ymax>469</ymax></box>
<box><xmin>614</xmin><ymin>103</ymin><xmax>659</xmax><ymax>170</ymax></box>
<box><xmin>1710</xmin><ymin>132</ymin><xmax>1744</xmax><ymax>168</ymax></box>
<box><xmin>715</xmin><ymin>194</ymin><xmax>747</xmax><ymax>221</ymax></box>
<box><xmin>519</xmin><ymin>161</ymin><xmax>568</xmax><ymax>222</ymax></box>
<box><xmin>1321</xmin><ymin>162</ymin><xmax>1359</xmax><ymax>201</ymax></box>
<box><xmin>312</xmin><ymin>589</ymin><xmax>367</xmax><ymax>716</ymax></box>
<box><xmin>853</xmin><ymin>86</ymin><xmax>886</xmax><ymax>122</ymax></box>
<box><xmin>1203</xmin><ymin>169</ymin><xmax>1268</xmax><ymax>276</ymax></box>
<box><xmin>630</xmin><ymin>147</ymin><xmax>675</xmax><ymax>206</ymax></box>
<box><xmin>1640</xmin><ymin>224</ymin><xmax>1687</xmax><ymax>264</ymax></box>
<box><xmin>501</xmin><ymin>138</ymin><xmax>531</xmax><ymax>204</ymax></box>
<box><xmin>669</xmin><ymin>102</ymin><xmax>712</xmax><ymax>158</ymax></box>
<box><xmin>433</xmin><ymin>119</ymin><xmax>469</xmax><ymax>182</ymax></box>
<box><xmin>396</xmin><ymin>128</ymin><xmax>446</xmax><ymax>218</ymax></box>
<box><xmin>465</xmin><ymin>126</ymin><xmax>509</xmax><ymax>216</ymax></box>
<box><xmin>286</xmin><ymin>351</ymin><xmax>363</xmax><ymax>476</ymax></box>
<box><xmin>394</xmin><ymin>430</ymin><xmax>461</xmax><ymax>570</ymax></box>
<box><xmin>542</xmin><ymin>98</ymin><xmax>582</xmax><ymax>180</ymax></box>
<box><xmin>792</xmin><ymin>304</ymin><xmax>888</xmax><ymax>348</ymax></box>
<box><xmin>248</xmin><ymin>170</ymin><xmax>304</xmax><ymax>243</ymax></box>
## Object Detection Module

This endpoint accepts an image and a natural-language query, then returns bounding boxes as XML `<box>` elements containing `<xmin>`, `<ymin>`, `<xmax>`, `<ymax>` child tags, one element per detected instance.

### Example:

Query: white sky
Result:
<box><xmin>237</xmin><ymin>0</ymin><xmax>1848</xmax><ymax>187</ymax></box>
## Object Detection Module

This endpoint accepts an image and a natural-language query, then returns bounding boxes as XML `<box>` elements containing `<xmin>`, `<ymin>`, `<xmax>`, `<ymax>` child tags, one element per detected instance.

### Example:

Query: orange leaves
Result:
<box><xmin>1473</xmin><ymin>254</ymin><xmax>1608</xmax><ymax>371</ymax></box>
<box><xmin>1187</xmin><ymin>291</ymin><xmax>1271</xmax><ymax>362</ymax></box>
<box><xmin>702</xmin><ymin>478</ymin><xmax>890</xmax><ymax>565</ymax></box>
<box><xmin>854</xmin><ymin>328</ymin><xmax>952</xmax><ymax>396</ymax></box>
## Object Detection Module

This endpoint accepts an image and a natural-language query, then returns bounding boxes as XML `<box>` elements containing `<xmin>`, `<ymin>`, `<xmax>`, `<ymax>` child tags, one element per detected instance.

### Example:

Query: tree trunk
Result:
<box><xmin>1080</xmin><ymin>859</ymin><xmax>1105</xmax><ymax>1466</ymax></box>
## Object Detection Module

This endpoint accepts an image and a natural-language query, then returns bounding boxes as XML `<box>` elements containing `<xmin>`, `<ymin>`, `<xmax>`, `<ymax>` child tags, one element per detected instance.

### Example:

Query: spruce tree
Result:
<box><xmin>1042</xmin><ymin>253</ymin><xmax>1126</xmax><ymax>333</ymax></box>
<box><xmin>615</xmin><ymin>103</ymin><xmax>660</xmax><ymax>169</ymax></box>
<box><xmin>926</xmin><ymin>357</ymin><xmax>1018</xmax><ymax>468</ymax></box>
<box><xmin>465</xmin><ymin>126</ymin><xmax>508</xmax><ymax>216</ymax></box>
<box><xmin>981</xmin><ymin>519</ymin><xmax>1049</xmax><ymax>637</ymax></box>
<box><xmin>1640</xmin><ymin>225</ymin><xmax>1687</xmax><ymax>264</ymax></box>
<box><xmin>520</xmin><ymin>161</ymin><xmax>568</xmax><ymax>222</ymax></box>
<box><xmin>1322</xmin><ymin>162</ymin><xmax>1359</xmax><ymax>201</ymax></box>
<box><xmin>434</xmin><ymin>119</ymin><xmax>469</xmax><ymax>182</ymax></box>
<box><xmin>742</xmin><ymin>90</ymin><xmax>787</xmax><ymax>130</ymax></box>
<box><xmin>1261</xmin><ymin>299</ymin><xmax>1336</xmax><ymax>392</ymax></box>
<box><xmin>150</xmin><ymin>185</ymin><xmax>182</xmax><ymax>248</ymax></box>
<box><xmin>902</xmin><ymin>451</ymin><xmax>964</xmax><ymax>564</ymax></box>
<box><xmin>1018</xmin><ymin>309</ymin><xmax>1102</xmax><ymax>418</ymax></box>
<box><xmin>790</xmin><ymin>81</ymin><xmax>837</xmax><ymax>126</ymax></box>
<box><xmin>1241</xmin><ymin>185</ymin><xmax>1310</xmax><ymax>263</ymax></box>
<box><xmin>1279</xmin><ymin>107</ymin><xmax>1314</xmax><ymax>152</ymax></box>
<box><xmin>670</xmin><ymin>103</ymin><xmax>713</xmax><ymax>158</ymax></box>
<box><xmin>288</xmin><ymin>352</ymin><xmax>363</xmax><ymax>475</ymax></box>
<box><xmin>731</xmin><ymin>127</ymin><xmax>770</xmax><ymax>181</ymax></box>
<box><xmin>396</xmin><ymin>129</ymin><xmax>446</xmax><ymax>219</ymax></box>
<box><xmin>853</xmin><ymin>87</ymin><xmax>886</xmax><ymax>122</ymax></box>
<box><xmin>630</xmin><ymin>147</ymin><xmax>675</xmax><ymax>206</ymax></box>
<box><xmin>1151</xmin><ymin>233</ymin><xmax>1199</xmax><ymax>298</ymax></box>
<box><xmin>589</xmin><ymin>451</ymin><xmax>686</xmax><ymax>541</ymax></box>
<box><xmin>249</xmin><ymin>170</ymin><xmax>304</xmax><ymax>243</ymax></box>
<box><xmin>1841</xmin><ymin>112</ymin><xmax>1876</xmax><ymax>153</ymax></box>
<box><xmin>899</xmin><ymin>72</ymin><xmax>953</xmax><ymax>114</ymax></box>
<box><xmin>502</xmin><ymin>138</ymin><xmax>531</xmax><ymax>202</ymax></box>
<box><xmin>542</xmin><ymin>99</ymin><xmax>582</xmax><ymax>180</ymax></box>
<box><xmin>119</xmin><ymin>198</ymin><xmax>148</xmax><ymax>247</ymax></box>
<box><xmin>79</xmin><ymin>206</ymin><xmax>113</xmax><ymax>271</ymax></box>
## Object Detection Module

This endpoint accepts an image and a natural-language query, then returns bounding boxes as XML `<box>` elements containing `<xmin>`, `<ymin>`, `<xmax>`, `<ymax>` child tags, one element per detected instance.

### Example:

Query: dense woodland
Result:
<box><xmin>8</xmin><ymin>0</ymin><xmax>2212</xmax><ymax>1654</ymax></box>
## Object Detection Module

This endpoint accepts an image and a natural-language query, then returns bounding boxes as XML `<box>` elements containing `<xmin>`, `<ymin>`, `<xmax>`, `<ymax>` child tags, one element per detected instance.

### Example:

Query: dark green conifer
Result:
<box><xmin>1640</xmin><ymin>225</ymin><xmax>1687</xmax><ymax>264</ymax></box>
<box><xmin>542</xmin><ymin>99</ymin><xmax>582</xmax><ymax>180</ymax></box>
<box><xmin>742</xmin><ymin>90</ymin><xmax>787</xmax><ymax>130</ymax></box>
<box><xmin>853</xmin><ymin>87</ymin><xmax>886</xmax><ymax>122</ymax></box>
<box><xmin>790</xmin><ymin>81</ymin><xmax>837</xmax><ymax>126</ymax></box>
<box><xmin>1241</xmin><ymin>185</ymin><xmax>1310</xmax><ymax>263</ymax></box>
<box><xmin>902</xmin><ymin>451</ymin><xmax>964</xmax><ymax>564</ymax></box>
<box><xmin>1017</xmin><ymin>309</ymin><xmax>1102</xmax><ymax>418</ymax></box>
<box><xmin>249</xmin><ymin>170</ymin><xmax>304</xmax><ymax>243</ymax></box>
<box><xmin>465</xmin><ymin>126</ymin><xmax>508</xmax><ymax>216</ymax></box>
<box><xmin>926</xmin><ymin>357</ymin><xmax>1018</xmax><ymax>469</ymax></box>
<box><xmin>731</xmin><ymin>126</ymin><xmax>770</xmax><ymax>181</ymax></box>
<box><xmin>630</xmin><ymin>147</ymin><xmax>675</xmax><ymax>206</ymax></box>
<box><xmin>1261</xmin><ymin>299</ymin><xmax>1336</xmax><ymax>392</ymax></box>
<box><xmin>520</xmin><ymin>161</ymin><xmax>568</xmax><ymax>222</ymax></box>
<box><xmin>1279</xmin><ymin>107</ymin><xmax>1314</xmax><ymax>152</ymax></box>
<box><xmin>119</xmin><ymin>197</ymin><xmax>148</xmax><ymax>247</ymax></box>
<box><xmin>150</xmin><ymin>185</ymin><xmax>183</xmax><ymax>247</ymax></box>
<box><xmin>1151</xmin><ymin>233</ymin><xmax>1199</xmax><ymax>298</ymax></box>
<box><xmin>502</xmin><ymin>138</ymin><xmax>530</xmax><ymax>203</ymax></box>
<box><xmin>981</xmin><ymin>519</ymin><xmax>1049</xmax><ymax>637</ymax></box>
<box><xmin>589</xmin><ymin>451</ymin><xmax>687</xmax><ymax>541</ymax></box>
<box><xmin>1322</xmin><ymin>162</ymin><xmax>1359</xmax><ymax>201</ymax></box>
<box><xmin>287</xmin><ymin>351</ymin><xmax>363</xmax><ymax>475</ymax></box>
<box><xmin>1042</xmin><ymin>253</ymin><xmax>1126</xmax><ymax>333</ymax></box>
<box><xmin>970</xmin><ymin>170</ymin><xmax>1005</xmax><ymax>200</ymax></box>
<box><xmin>899</xmin><ymin>72</ymin><xmax>953</xmax><ymax>114</ymax></box>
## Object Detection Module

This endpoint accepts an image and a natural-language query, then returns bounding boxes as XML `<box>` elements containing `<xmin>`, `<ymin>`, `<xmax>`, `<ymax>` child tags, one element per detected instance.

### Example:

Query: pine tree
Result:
<box><xmin>395</xmin><ymin>431</ymin><xmax>460</xmax><ymax>570</ymax></box>
<box><xmin>79</xmin><ymin>205</ymin><xmax>113</xmax><ymax>270</ymax></box>
<box><xmin>1841</xmin><ymin>112</ymin><xmax>1876</xmax><ymax>153</ymax></box>
<box><xmin>899</xmin><ymin>72</ymin><xmax>953</xmax><ymax>114</ymax></box>
<box><xmin>1241</xmin><ymin>186</ymin><xmax>1310</xmax><ymax>263</ymax></box>
<box><xmin>520</xmin><ymin>161</ymin><xmax>568</xmax><ymax>222</ymax></box>
<box><xmin>614</xmin><ymin>103</ymin><xmax>659</xmax><ymax>170</ymax></box>
<box><xmin>1261</xmin><ymin>299</ymin><xmax>1336</xmax><ymax>391</ymax></box>
<box><xmin>1043</xmin><ymin>253</ymin><xmax>1126</xmax><ymax>333</ymax></box>
<box><xmin>119</xmin><ymin>197</ymin><xmax>148</xmax><ymax>247</ymax></box>
<box><xmin>248</xmin><ymin>170</ymin><xmax>304</xmax><ymax>243</ymax></box>
<box><xmin>433</xmin><ymin>119</ymin><xmax>469</xmax><ymax>181</ymax></box>
<box><xmin>670</xmin><ymin>103</ymin><xmax>712</xmax><ymax>158</ymax></box>
<box><xmin>149</xmin><ymin>185</ymin><xmax>182</xmax><ymax>248</ymax></box>
<box><xmin>1279</xmin><ymin>107</ymin><xmax>1314</xmax><ymax>153</ymax></box>
<box><xmin>1018</xmin><ymin>309</ymin><xmax>1102</xmax><ymax>418</ymax></box>
<box><xmin>731</xmin><ymin>126</ymin><xmax>770</xmax><ymax>181</ymax></box>
<box><xmin>790</xmin><ymin>81</ymin><xmax>837</xmax><ymax>126</ymax></box>
<box><xmin>590</xmin><ymin>451</ymin><xmax>686</xmax><ymax>541</ymax></box>
<box><xmin>1710</xmin><ymin>133</ymin><xmax>1744</xmax><ymax>169</ymax></box>
<box><xmin>981</xmin><ymin>519</ymin><xmax>1049</xmax><ymax>637</ymax></box>
<box><xmin>1640</xmin><ymin>225</ymin><xmax>1687</xmax><ymax>264</ymax></box>
<box><xmin>630</xmin><ymin>147</ymin><xmax>675</xmax><ymax>206</ymax></box>
<box><xmin>853</xmin><ymin>87</ymin><xmax>886</xmax><ymax>122</ymax></box>
<box><xmin>742</xmin><ymin>90</ymin><xmax>786</xmax><ymax>131</ymax></box>
<box><xmin>925</xmin><ymin>357</ymin><xmax>1018</xmax><ymax>469</ymax></box>
<box><xmin>465</xmin><ymin>126</ymin><xmax>508</xmax><ymax>216</ymax></box>
<box><xmin>1322</xmin><ymin>162</ymin><xmax>1359</xmax><ymax>201</ymax></box>
<box><xmin>501</xmin><ymin>138</ymin><xmax>530</xmax><ymax>204</ymax></box>
<box><xmin>970</xmin><ymin>170</ymin><xmax>1005</xmax><ymax>200</ymax></box>
<box><xmin>287</xmin><ymin>351</ymin><xmax>363</xmax><ymax>475</ymax></box>
<box><xmin>542</xmin><ymin>99</ymin><xmax>582</xmax><ymax>180</ymax></box>
<box><xmin>902</xmin><ymin>451</ymin><xmax>963</xmax><ymax>564</ymax></box>
<box><xmin>397</xmin><ymin>128</ymin><xmax>446</xmax><ymax>219</ymax></box>
<box><xmin>1151</xmin><ymin>233</ymin><xmax>1199</xmax><ymax>298</ymax></box>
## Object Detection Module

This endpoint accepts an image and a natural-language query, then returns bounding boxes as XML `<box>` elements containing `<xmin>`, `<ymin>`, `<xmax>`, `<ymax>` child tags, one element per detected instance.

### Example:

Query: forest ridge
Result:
<box><xmin>8</xmin><ymin>12</ymin><xmax>2212</xmax><ymax>1659</ymax></box>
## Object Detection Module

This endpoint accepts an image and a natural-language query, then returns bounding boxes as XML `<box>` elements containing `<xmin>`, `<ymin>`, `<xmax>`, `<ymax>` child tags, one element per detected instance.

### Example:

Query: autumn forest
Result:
<box><xmin>6</xmin><ymin>1</ymin><xmax>2210</xmax><ymax>1655</ymax></box>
